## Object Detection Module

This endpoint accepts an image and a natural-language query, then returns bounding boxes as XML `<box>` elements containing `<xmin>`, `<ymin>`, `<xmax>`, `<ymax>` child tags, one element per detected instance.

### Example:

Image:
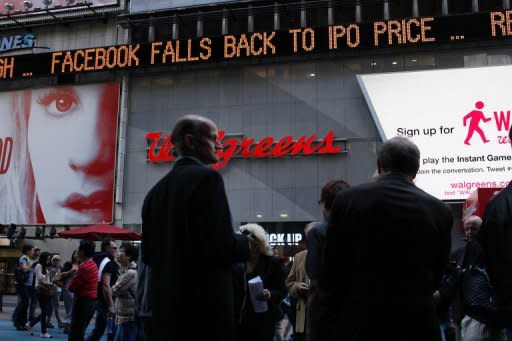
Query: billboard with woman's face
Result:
<box><xmin>0</xmin><ymin>82</ymin><xmax>120</xmax><ymax>225</ymax></box>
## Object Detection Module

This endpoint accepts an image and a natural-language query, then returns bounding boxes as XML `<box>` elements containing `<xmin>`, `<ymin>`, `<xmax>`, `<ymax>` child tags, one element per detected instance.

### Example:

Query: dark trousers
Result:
<box><xmin>13</xmin><ymin>284</ymin><xmax>31</xmax><ymax>328</ymax></box>
<box><xmin>29</xmin><ymin>283</ymin><xmax>38</xmax><ymax>321</ymax></box>
<box><xmin>30</xmin><ymin>291</ymin><xmax>51</xmax><ymax>334</ymax></box>
<box><xmin>137</xmin><ymin>317</ymin><xmax>151</xmax><ymax>341</ymax></box>
<box><xmin>12</xmin><ymin>284</ymin><xmax>22</xmax><ymax>324</ymax></box>
<box><xmin>69</xmin><ymin>296</ymin><xmax>96</xmax><ymax>341</ymax></box>
<box><xmin>86</xmin><ymin>302</ymin><xmax>115</xmax><ymax>341</ymax></box>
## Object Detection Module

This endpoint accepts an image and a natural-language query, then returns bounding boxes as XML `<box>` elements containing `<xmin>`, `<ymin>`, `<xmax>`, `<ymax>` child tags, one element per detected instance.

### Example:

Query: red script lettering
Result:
<box><xmin>145</xmin><ymin>130</ymin><xmax>343</xmax><ymax>170</ymax></box>
<box><xmin>0</xmin><ymin>136</ymin><xmax>13</xmax><ymax>174</ymax></box>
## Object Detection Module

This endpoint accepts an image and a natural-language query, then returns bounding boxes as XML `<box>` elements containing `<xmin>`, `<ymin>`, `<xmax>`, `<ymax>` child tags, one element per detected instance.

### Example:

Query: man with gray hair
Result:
<box><xmin>140</xmin><ymin>115</ymin><xmax>251</xmax><ymax>341</ymax></box>
<box><xmin>463</xmin><ymin>215</ymin><xmax>482</xmax><ymax>243</ymax></box>
<box><xmin>318</xmin><ymin>137</ymin><xmax>453</xmax><ymax>341</ymax></box>
<box><xmin>448</xmin><ymin>215</ymin><xmax>506</xmax><ymax>340</ymax></box>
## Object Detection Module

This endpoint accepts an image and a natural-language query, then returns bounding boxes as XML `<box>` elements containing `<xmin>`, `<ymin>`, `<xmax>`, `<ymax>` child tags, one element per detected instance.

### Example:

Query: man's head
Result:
<box><xmin>463</xmin><ymin>215</ymin><xmax>482</xmax><ymax>242</ymax></box>
<box><xmin>117</xmin><ymin>242</ymin><xmax>139</xmax><ymax>266</ymax></box>
<box><xmin>304</xmin><ymin>221</ymin><xmax>319</xmax><ymax>236</ymax></box>
<box><xmin>300</xmin><ymin>221</ymin><xmax>319</xmax><ymax>250</ymax></box>
<box><xmin>101</xmin><ymin>238</ymin><xmax>117</xmax><ymax>258</ymax></box>
<box><xmin>78</xmin><ymin>240</ymin><xmax>95</xmax><ymax>260</ymax></box>
<box><xmin>21</xmin><ymin>243</ymin><xmax>34</xmax><ymax>257</ymax></box>
<box><xmin>171</xmin><ymin>115</ymin><xmax>222</xmax><ymax>164</ymax></box>
<box><xmin>33</xmin><ymin>248</ymin><xmax>40</xmax><ymax>259</ymax></box>
<box><xmin>377</xmin><ymin>137</ymin><xmax>420</xmax><ymax>179</ymax></box>
<box><xmin>319</xmin><ymin>179</ymin><xmax>350</xmax><ymax>219</ymax></box>
<box><xmin>51</xmin><ymin>254</ymin><xmax>61</xmax><ymax>266</ymax></box>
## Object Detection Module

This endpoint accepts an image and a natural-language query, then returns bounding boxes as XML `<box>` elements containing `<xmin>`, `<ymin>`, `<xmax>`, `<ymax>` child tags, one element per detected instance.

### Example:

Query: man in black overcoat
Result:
<box><xmin>318</xmin><ymin>137</ymin><xmax>453</xmax><ymax>341</ymax></box>
<box><xmin>479</xmin><ymin>126</ymin><xmax>512</xmax><ymax>333</ymax></box>
<box><xmin>140</xmin><ymin>115</ymin><xmax>250</xmax><ymax>341</ymax></box>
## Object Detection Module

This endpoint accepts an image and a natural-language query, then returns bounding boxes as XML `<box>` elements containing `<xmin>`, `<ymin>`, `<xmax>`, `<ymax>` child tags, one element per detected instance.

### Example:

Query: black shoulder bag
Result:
<box><xmin>461</xmin><ymin>246</ymin><xmax>498</xmax><ymax>312</ymax></box>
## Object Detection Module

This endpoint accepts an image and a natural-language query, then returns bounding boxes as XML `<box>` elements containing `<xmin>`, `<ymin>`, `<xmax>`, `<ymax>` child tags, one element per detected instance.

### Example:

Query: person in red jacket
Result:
<box><xmin>68</xmin><ymin>240</ymin><xmax>99</xmax><ymax>341</ymax></box>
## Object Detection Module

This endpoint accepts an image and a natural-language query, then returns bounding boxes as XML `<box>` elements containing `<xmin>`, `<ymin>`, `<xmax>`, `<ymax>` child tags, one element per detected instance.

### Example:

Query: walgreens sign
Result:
<box><xmin>146</xmin><ymin>130</ymin><xmax>345</xmax><ymax>170</ymax></box>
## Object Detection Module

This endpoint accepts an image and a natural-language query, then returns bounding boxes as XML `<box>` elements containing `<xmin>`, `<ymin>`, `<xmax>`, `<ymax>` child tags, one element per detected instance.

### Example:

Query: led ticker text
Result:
<box><xmin>51</xmin><ymin>45</ymin><xmax>140</xmax><ymax>74</ymax></box>
<box><xmin>373</xmin><ymin>17</ymin><xmax>435</xmax><ymax>46</ymax></box>
<box><xmin>0</xmin><ymin>57</ymin><xmax>14</xmax><ymax>79</ymax></box>
<box><xmin>4</xmin><ymin>11</ymin><xmax>512</xmax><ymax>79</ymax></box>
<box><xmin>490</xmin><ymin>10</ymin><xmax>512</xmax><ymax>37</ymax></box>
<box><xmin>150</xmin><ymin>38</ymin><xmax>212</xmax><ymax>64</ymax></box>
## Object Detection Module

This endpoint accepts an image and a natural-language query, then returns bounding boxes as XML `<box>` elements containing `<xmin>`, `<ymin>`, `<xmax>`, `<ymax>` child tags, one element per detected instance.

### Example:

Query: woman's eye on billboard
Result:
<box><xmin>0</xmin><ymin>82</ymin><xmax>120</xmax><ymax>225</ymax></box>
<box><xmin>36</xmin><ymin>89</ymin><xmax>80</xmax><ymax>117</ymax></box>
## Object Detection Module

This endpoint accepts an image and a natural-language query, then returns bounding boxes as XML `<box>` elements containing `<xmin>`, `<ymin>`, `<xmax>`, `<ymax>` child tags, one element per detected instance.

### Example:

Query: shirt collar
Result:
<box><xmin>178</xmin><ymin>155</ymin><xmax>205</xmax><ymax>166</ymax></box>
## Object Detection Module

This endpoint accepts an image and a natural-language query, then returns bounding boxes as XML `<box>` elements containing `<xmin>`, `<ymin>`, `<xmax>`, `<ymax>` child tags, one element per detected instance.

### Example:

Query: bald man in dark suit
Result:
<box><xmin>140</xmin><ymin>115</ymin><xmax>250</xmax><ymax>341</ymax></box>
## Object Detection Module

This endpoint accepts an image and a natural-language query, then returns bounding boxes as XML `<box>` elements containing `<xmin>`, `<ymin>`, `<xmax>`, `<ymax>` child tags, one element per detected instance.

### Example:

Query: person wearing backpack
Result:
<box><xmin>13</xmin><ymin>243</ymin><xmax>35</xmax><ymax>330</ymax></box>
<box><xmin>112</xmin><ymin>243</ymin><xmax>138</xmax><ymax>341</ymax></box>
<box><xmin>86</xmin><ymin>238</ymin><xmax>119</xmax><ymax>341</ymax></box>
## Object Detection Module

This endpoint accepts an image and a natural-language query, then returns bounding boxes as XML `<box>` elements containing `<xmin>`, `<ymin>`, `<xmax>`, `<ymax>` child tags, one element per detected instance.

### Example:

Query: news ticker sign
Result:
<box><xmin>1</xmin><ymin>10</ymin><xmax>512</xmax><ymax>79</ymax></box>
<box><xmin>146</xmin><ymin>130</ymin><xmax>346</xmax><ymax>170</ymax></box>
<box><xmin>0</xmin><ymin>33</ymin><xmax>35</xmax><ymax>52</ymax></box>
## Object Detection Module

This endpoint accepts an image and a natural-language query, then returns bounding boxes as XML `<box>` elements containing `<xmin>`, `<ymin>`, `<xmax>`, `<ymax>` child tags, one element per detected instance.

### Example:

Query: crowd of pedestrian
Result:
<box><xmin>137</xmin><ymin>114</ymin><xmax>512</xmax><ymax>341</ymax></box>
<box><xmin>11</xmin><ymin>114</ymin><xmax>512</xmax><ymax>341</ymax></box>
<box><xmin>12</xmin><ymin>239</ymin><xmax>139</xmax><ymax>341</ymax></box>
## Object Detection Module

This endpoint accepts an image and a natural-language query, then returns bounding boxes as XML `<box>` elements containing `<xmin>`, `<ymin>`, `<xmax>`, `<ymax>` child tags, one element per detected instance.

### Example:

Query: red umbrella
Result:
<box><xmin>57</xmin><ymin>224</ymin><xmax>142</xmax><ymax>241</ymax></box>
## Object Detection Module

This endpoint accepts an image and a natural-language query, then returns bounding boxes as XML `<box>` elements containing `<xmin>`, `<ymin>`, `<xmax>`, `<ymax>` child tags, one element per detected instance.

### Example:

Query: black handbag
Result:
<box><xmin>462</xmin><ymin>264</ymin><xmax>498</xmax><ymax>312</ymax></box>
<box><xmin>37</xmin><ymin>283</ymin><xmax>56</xmax><ymax>297</ymax></box>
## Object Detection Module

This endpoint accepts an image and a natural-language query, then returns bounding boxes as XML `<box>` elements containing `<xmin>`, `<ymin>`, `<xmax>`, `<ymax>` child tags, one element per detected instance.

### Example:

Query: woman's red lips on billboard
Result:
<box><xmin>61</xmin><ymin>191</ymin><xmax>110</xmax><ymax>212</ymax></box>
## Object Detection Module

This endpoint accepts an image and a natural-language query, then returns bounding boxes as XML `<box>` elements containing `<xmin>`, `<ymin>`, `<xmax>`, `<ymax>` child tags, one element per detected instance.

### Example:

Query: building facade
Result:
<box><xmin>1</xmin><ymin>0</ymin><xmax>511</xmax><ymax>262</ymax></box>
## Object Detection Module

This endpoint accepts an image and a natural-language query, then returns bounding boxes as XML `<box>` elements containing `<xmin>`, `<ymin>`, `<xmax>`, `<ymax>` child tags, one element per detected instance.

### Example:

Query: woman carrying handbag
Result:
<box><xmin>27</xmin><ymin>251</ymin><xmax>55</xmax><ymax>339</ymax></box>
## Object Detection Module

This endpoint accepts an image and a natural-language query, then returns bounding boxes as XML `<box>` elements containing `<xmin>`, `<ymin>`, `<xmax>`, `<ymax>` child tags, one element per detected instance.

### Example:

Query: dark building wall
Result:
<box><xmin>121</xmin><ymin>41</ymin><xmax>512</xmax><ymax>225</ymax></box>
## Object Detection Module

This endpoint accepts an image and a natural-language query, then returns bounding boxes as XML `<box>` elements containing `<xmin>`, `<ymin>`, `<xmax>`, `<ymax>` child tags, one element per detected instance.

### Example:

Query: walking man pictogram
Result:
<box><xmin>463</xmin><ymin>101</ymin><xmax>491</xmax><ymax>145</ymax></box>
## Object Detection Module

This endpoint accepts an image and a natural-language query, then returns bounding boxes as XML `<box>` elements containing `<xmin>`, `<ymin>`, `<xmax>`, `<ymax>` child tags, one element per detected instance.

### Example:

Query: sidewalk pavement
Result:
<box><xmin>0</xmin><ymin>294</ymin><xmax>106</xmax><ymax>341</ymax></box>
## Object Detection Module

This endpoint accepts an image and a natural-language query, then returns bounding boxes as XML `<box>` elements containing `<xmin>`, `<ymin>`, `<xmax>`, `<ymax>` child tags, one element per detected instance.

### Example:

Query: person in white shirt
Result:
<box><xmin>27</xmin><ymin>251</ymin><xmax>54</xmax><ymax>339</ymax></box>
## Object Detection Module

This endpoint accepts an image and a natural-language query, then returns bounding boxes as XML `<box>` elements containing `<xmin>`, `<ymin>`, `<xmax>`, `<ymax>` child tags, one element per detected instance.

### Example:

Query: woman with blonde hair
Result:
<box><xmin>236</xmin><ymin>223</ymin><xmax>286</xmax><ymax>341</ymax></box>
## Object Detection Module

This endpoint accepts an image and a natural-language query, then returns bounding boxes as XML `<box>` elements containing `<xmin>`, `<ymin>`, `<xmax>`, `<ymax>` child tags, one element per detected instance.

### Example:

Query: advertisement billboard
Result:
<box><xmin>0</xmin><ymin>0</ymin><xmax>119</xmax><ymax>16</ymax></box>
<box><xmin>462</xmin><ymin>187</ymin><xmax>502</xmax><ymax>222</ymax></box>
<box><xmin>130</xmin><ymin>0</ymin><xmax>243</xmax><ymax>13</ymax></box>
<box><xmin>358</xmin><ymin>65</ymin><xmax>512</xmax><ymax>201</ymax></box>
<box><xmin>0</xmin><ymin>82</ymin><xmax>120</xmax><ymax>225</ymax></box>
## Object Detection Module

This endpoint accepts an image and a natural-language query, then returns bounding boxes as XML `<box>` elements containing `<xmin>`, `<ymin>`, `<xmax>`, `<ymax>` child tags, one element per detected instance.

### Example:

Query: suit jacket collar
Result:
<box><xmin>378</xmin><ymin>172</ymin><xmax>416</xmax><ymax>186</ymax></box>
<box><xmin>174</xmin><ymin>156</ymin><xmax>206</xmax><ymax>168</ymax></box>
